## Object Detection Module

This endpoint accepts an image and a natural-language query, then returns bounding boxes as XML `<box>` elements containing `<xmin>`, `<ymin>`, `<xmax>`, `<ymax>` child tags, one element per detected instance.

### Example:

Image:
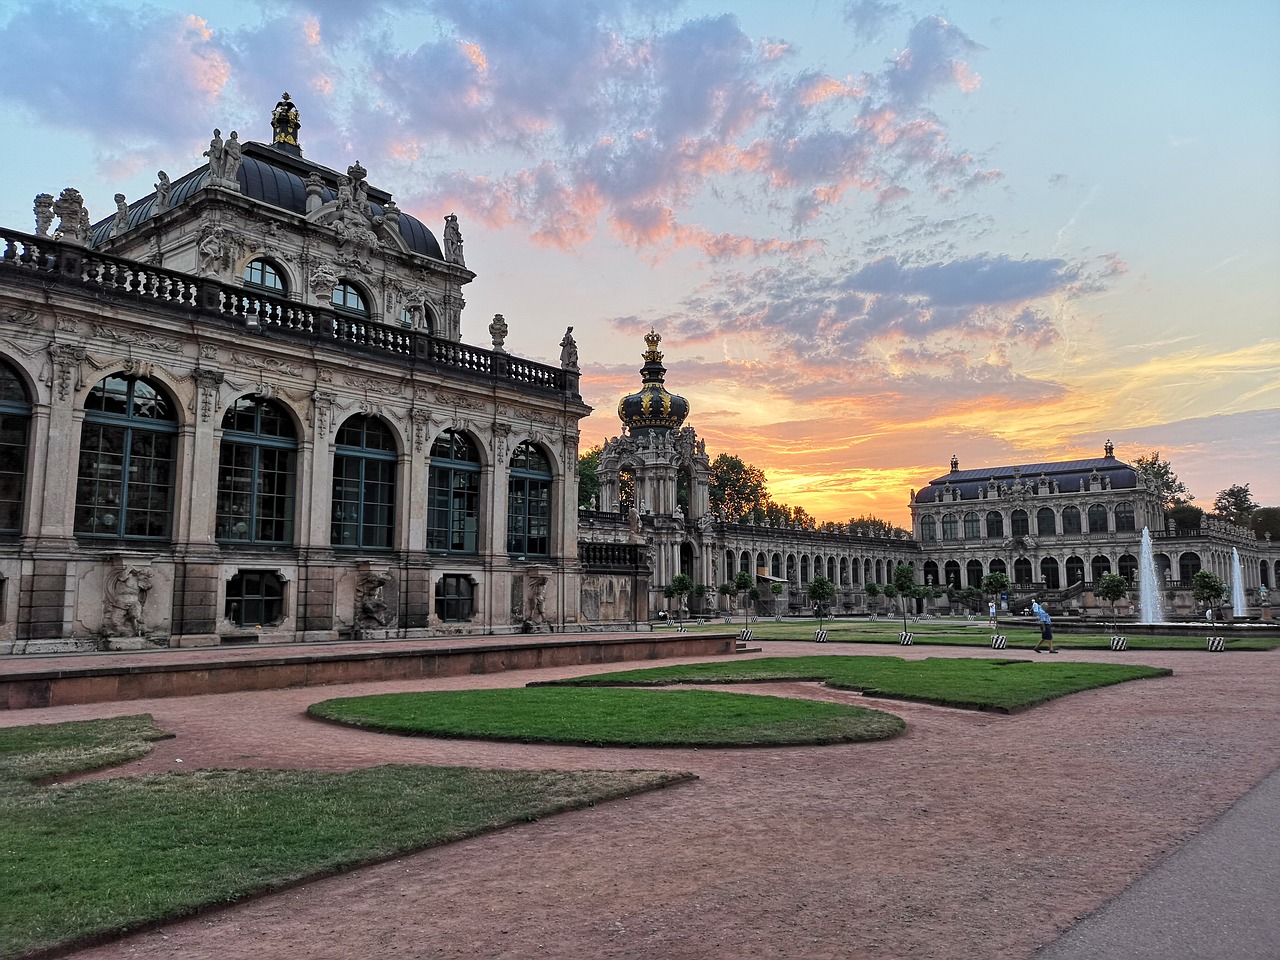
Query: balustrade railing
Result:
<box><xmin>579</xmin><ymin>541</ymin><xmax>648</xmax><ymax>571</ymax></box>
<box><xmin>0</xmin><ymin>226</ymin><xmax>572</xmax><ymax>397</ymax></box>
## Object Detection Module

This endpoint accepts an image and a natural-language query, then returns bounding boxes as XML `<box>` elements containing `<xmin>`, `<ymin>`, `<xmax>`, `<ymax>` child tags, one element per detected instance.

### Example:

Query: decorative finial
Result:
<box><xmin>1104</xmin><ymin>438</ymin><xmax>1114</xmax><ymax>458</ymax></box>
<box><xmin>271</xmin><ymin>92</ymin><xmax>302</xmax><ymax>155</ymax></box>
<box><xmin>950</xmin><ymin>454</ymin><xmax>959</xmax><ymax>473</ymax></box>
<box><xmin>643</xmin><ymin>328</ymin><xmax>663</xmax><ymax>363</ymax></box>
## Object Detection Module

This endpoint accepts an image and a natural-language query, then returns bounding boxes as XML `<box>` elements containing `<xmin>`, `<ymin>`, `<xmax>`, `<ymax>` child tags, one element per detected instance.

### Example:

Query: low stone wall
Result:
<box><xmin>1</xmin><ymin>634</ymin><xmax>737</xmax><ymax>710</ymax></box>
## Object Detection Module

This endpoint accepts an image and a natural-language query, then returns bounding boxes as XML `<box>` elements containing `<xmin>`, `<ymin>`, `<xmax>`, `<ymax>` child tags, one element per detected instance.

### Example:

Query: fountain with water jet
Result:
<box><xmin>1138</xmin><ymin>527</ymin><xmax>1166</xmax><ymax>623</ymax></box>
<box><xmin>1232</xmin><ymin>548</ymin><xmax>1247</xmax><ymax>617</ymax></box>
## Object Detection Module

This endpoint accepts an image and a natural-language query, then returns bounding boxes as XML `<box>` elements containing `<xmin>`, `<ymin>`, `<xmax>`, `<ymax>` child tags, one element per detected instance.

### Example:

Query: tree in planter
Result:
<box><xmin>865</xmin><ymin>581</ymin><xmax>882</xmax><ymax>613</ymax></box>
<box><xmin>717</xmin><ymin>582</ymin><xmax>734</xmax><ymax>616</ymax></box>
<box><xmin>1096</xmin><ymin>573</ymin><xmax>1129</xmax><ymax>631</ymax></box>
<box><xmin>770</xmin><ymin>581</ymin><xmax>784</xmax><ymax>617</ymax></box>
<box><xmin>891</xmin><ymin>563</ymin><xmax>916</xmax><ymax>631</ymax></box>
<box><xmin>692</xmin><ymin>583</ymin><xmax>708</xmax><ymax>617</ymax></box>
<box><xmin>981</xmin><ymin>571</ymin><xmax>1011</xmax><ymax>627</ymax></box>
<box><xmin>669</xmin><ymin>573</ymin><xmax>694</xmax><ymax>626</ymax></box>
<box><xmin>748</xmin><ymin>586</ymin><xmax>761</xmax><ymax>617</ymax></box>
<box><xmin>734</xmin><ymin>570</ymin><xmax>754</xmax><ymax>627</ymax></box>
<box><xmin>881</xmin><ymin>582</ymin><xmax>899</xmax><ymax>620</ymax></box>
<box><xmin>807</xmin><ymin>575</ymin><xmax>836</xmax><ymax>627</ymax></box>
<box><xmin>1192</xmin><ymin>570</ymin><xmax>1227</xmax><ymax>618</ymax></box>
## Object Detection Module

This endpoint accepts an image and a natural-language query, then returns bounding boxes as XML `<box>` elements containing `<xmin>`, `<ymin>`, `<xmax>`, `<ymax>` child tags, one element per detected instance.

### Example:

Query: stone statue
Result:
<box><xmin>443</xmin><ymin>214</ymin><xmax>465</xmax><ymax>265</ymax></box>
<box><xmin>348</xmin><ymin>162</ymin><xmax>370</xmax><ymax>217</ymax></box>
<box><xmin>204</xmin><ymin>128</ymin><xmax>224</xmax><ymax>174</ymax></box>
<box><xmin>223</xmin><ymin>131</ymin><xmax>243</xmax><ymax>183</ymax></box>
<box><xmin>628</xmin><ymin>504</ymin><xmax>642</xmax><ymax>536</ymax></box>
<box><xmin>305</xmin><ymin>172</ymin><xmax>325</xmax><ymax>214</ymax></box>
<box><xmin>52</xmin><ymin>187</ymin><xmax>88</xmax><ymax>244</ymax></box>
<box><xmin>589</xmin><ymin>494</ymin><xmax>598</xmax><ymax>510</ymax></box>
<box><xmin>674</xmin><ymin>503</ymin><xmax>684</xmax><ymax>522</ymax></box>
<box><xmin>529</xmin><ymin>576</ymin><xmax>548</xmax><ymax>623</ymax></box>
<box><xmin>560</xmin><ymin>326</ymin><xmax>579</xmax><ymax>371</ymax></box>
<box><xmin>154</xmin><ymin>171</ymin><xmax>172</xmax><ymax>210</ymax></box>
<box><xmin>356</xmin><ymin>571</ymin><xmax>394</xmax><ymax>631</ymax></box>
<box><xmin>197</xmin><ymin>226</ymin><xmax>236</xmax><ymax>277</ymax></box>
<box><xmin>112</xmin><ymin>194</ymin><xmax>129</xmax><ymax>237</ymax></box>
<box><xmin>103</xmin><ymin>567</ymin><xmax>153</xmax><ymax>637</ymax></box>
<box><xmin>381</xmin><ymin>199</ymin><xmax>402</xmax><ymax>235</ymax></box>
<box><xmin>33</xmin><ymin>193</ymin><xmax>54</xmax><ymax>236</ymax></box>
<box><xmin>1261</xmin><ymin>585</ymin><xmax>1270</xmax><ymax>605</ymax></box>
<box><xmin>489</xmin><ymin>313</ymin><xmax>509</xmax><ymax>352</ymax></box>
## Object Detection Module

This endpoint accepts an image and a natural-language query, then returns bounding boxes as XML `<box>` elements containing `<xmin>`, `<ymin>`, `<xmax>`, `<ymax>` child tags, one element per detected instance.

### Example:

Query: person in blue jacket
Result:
<box><xmin>1031</xmin><ymin>599</ymin><xmax>1057</xmax><ymax>653</ymax></box>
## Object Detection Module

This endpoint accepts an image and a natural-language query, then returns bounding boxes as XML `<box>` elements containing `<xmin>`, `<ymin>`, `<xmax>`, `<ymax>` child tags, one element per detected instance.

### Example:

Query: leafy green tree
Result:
<box><xmin>1213</xmin><ymin>484</ymin><xmax>1257</xmax><ymax>525</ymax></box>
<box><xmin>807</xmin><ymin>575</ymin><xmax>836</xmax><ymax>626</ymax></box>
<box><xmin>709</xmin><ymin>454</ymin><xmax>770</xmax><ymax>521</ymax></box>
<box><xmin>981</xmin><ymin>572</ymin><xmax>1011</xmax><ymax>625</ymax></box>
<box><xmin>577</xmin><ymin>446</ymin><xmax>602</xmax><ymax>509</ymax></box>
<box><xmin>1250</xmin><ymin>507</ymin><xmax>1280</xmax><ymax>541</ymax></box>
<box><xmin>669</xmin><ymin>573</ymin><xmax>694</xmax><ymax>625</ymax></box>
<box><xmin>891</xmin><ymin>563</ymin><xmax>916</xmax><ymax>630</ymax></box>
<box><xmin>733</xmin><ymin>570</ymin><xmax>755</xmax><ymax>627</ymax></box>
<box><xmin>692</xmin><ymin>583</ymin><xmax>708</xmax><ymax>615</ymax></box>
<box><xmin>770</xmin><ymin>581</ymin><xmax>784</xmax><ymax>616</ymax></box>
<box><xmin>847</xmin><ymin>514</ymin><xmax>909</xmax><ymax>538</ymax></box>
<box><xmin>1096</xmin><ymin>573</ymin><xmax>1129</xmax><ymax>630</ymax></box>
<box><xmin>1133</xmin><ymin>451</ymin><xmax>1193</xmax><ymax>509</ymax></box>
<box><xmin>1192</xmin><ymin>570</ymin><xmax>1227</xmax><ymax>612</ymax></box>
<box><xmin>881</xmin><ymin>582</ymin><xmax>899</xmax><ymax>619</ymax></box>
<box><xmin>865</xmin><ymin>581</ymin><xmax>881</xmax><ymax>613</ymax></box>
<box><xmin>717</xmin><ymin>582</ymin><xmax>734</xmax><ymax>614</ymax></box>
<box><xmin>1167</xmin><ymin>504</ymin><xmax>1203</xmax><ymax>533</ymax></box>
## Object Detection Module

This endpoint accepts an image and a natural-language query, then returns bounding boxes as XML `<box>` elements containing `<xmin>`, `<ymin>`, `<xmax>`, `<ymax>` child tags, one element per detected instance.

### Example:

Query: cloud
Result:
<box><xmin>843</xmin><ymin>0</ymin><xmax>904</xmax><ymax>44</ymax></box>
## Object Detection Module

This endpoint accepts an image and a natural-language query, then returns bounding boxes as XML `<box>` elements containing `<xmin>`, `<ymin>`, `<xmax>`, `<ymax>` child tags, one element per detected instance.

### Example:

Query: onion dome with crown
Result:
<box><xmin>617</xmin><ymin>329</ymin><xmax>690</xmax><ymax>436</ymax></box>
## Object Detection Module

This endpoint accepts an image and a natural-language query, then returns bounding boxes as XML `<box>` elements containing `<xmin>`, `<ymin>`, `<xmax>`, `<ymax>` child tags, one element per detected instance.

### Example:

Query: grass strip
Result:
<box><xmin>0</xmin><ymin>716</ymin><xmax>687</xmax><ymax>959</ymax></box>
<box><xmin>551</xmin><ymin>655</ymin><xmax>1171</xmax><ymax>712</ymax></box>
<box><xmin>309</xmin><ymin>687</ymin><xmax>906</xmax><ymax>748</ymax></box>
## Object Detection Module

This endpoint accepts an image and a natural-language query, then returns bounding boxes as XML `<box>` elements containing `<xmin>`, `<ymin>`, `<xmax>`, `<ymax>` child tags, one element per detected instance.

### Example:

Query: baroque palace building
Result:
<box><xmin>0</xmin><ymin>94</ymin><xmax>652</xmax><ymax>653</ymax></box>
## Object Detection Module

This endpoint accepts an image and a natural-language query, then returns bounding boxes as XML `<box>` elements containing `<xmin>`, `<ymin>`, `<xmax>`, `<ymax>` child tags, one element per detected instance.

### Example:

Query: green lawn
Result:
<box><xmin>675</xmin><ymin>616</ymin><xmax>1280</xmax><ymax>650</ymax></box>
<box><xmin>0</xmin><ymin>715</ymin><xmax>687</xmax><ymax>959</ymax></box>
<box><xmin>552</xmin><ymin>655</ymin><xmax>1171</xmax><ymax>712</ymax></box>
<box><xmin>309</xmin><ymin>686</ymin><xmax>906</xmax><ymax>747</ymax></box>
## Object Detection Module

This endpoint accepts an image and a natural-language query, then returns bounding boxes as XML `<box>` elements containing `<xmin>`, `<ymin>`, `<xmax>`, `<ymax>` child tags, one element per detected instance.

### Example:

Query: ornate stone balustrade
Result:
<box><xmin>579</xmin><ymin>541</ymin><xmax>649</xmax><ymax>572</ymax></box>
<box><xmin>0</xmin><ymin>226</ymin><xmax>573</xmax><ymax>398</ymax></box>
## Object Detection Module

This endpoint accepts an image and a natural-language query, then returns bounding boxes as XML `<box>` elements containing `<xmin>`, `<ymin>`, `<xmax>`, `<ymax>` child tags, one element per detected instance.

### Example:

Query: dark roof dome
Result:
<box><xmin>618</xmin><ymin>329</ymin><xmax>690</xmax><ymax>436</ymax></box>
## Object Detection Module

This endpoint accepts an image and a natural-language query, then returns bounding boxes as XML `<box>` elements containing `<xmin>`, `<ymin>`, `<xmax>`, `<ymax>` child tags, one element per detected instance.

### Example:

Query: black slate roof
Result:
<box><xmin>915</xmin><ymin>456</ymin><xmax>1139</xmax><ymax>504</ymax></box>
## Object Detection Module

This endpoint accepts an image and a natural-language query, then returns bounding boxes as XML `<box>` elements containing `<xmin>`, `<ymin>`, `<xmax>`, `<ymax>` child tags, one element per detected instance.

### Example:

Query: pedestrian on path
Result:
<box><xmin>988</xmin><ymin>600</ymin><xmax>997</xmax><ymax>628</ymax></box>
<box><xmin>1032</xmin><ymin>599</ymin><xmax>1056</xmax><ymax>653</ymax></box>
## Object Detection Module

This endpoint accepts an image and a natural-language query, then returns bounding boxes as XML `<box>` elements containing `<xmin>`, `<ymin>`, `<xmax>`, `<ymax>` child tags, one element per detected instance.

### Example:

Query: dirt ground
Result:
<box><xmin>5</xmin><ymin>641</ymin><xmax>1279</xmax><ymax>960</ymax></box>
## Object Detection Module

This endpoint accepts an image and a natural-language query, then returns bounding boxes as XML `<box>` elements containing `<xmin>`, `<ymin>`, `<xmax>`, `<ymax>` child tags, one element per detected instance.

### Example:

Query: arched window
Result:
<box><xmin>216</xmin><ymin>397</ymin><xmax>296</xmax><ymax>543</ymax></box>
<box><xmin>1037</xmin><ymin>508</ymin><xmax>1056</xmax><ymax>537</ymax></box>
<box><xmin>839</xmin><ymin>557</ymin><xmax>849</xmax><ymax>585</ymax></box>
<box><xmin>875</xmin><ymin>559</ymin><xmax>884</xmax><ymax>583</ymax></box>
<box><xmin>826</xmin><ymin>557</ymin><xmax>836</xmax><ymax>581</ymax></box>
<box><xmin>225</xmin><ymin>570</ymin><xmax>285</xmax><ymax>627</ymax></box>
<box><xmin>941</xmin><ymin>513</ymin><xmax>958</xmax><ymax>540</ymax></box>
<box><xmin>1114</xmin><ymin>501</ymin><xmax>1136</xmax><ymax>532</ymax></box>
<box><xmin>331</xmin><ymin>416</ymin><xmax>397</xmax><ymax>549</ymax></box>
<box><xmin>508</xmin><ymin>441</ymin><xmax>552</xmax><ymax>556</ymax></box>
<box><xmin>741</xmin><ymin>550</ymin><xmax>751</xmax><ymax>576</ymax></box>
<box><xmin>1041</xmin><ymin>557</ymin><xmax>1060</xmax><ymax>590</ymax></box>
<box><xmin>1066</xmin><ymin>556</ymin><xmax>1085</xmax><ymax>585</ymax></box>
<box><xmin>242</xmin><ymin>258</ymin><xmax>286</xmax><ymax>295</ymax></box>
<box><xmin>1260</xmin><ymin>560</ymin><xmax>1271</xmax><ymax>589</ymax></box>
<box><xmin>989</xmin><ymin>558</ymin><xmax>1007</xmax><ymax>577</ymax></box>
<box><xmin>435</xmin><ymin>574</ymin><xmax>474</xmax><ymax>622</ymax></box>
<box><xmin>1118</xmin><ymin>554</ymin><xmax>1137</xmax><ymax>582</ymax></box>
<box><xmin>786</xmin><ymin>555</ymin><xmax>797</xmax><ymax>582</ymax></box>
<box><xmin>944</xmin><ymin>560</ymin><xmax>961</xmax><ymax>588</ymax></box>
<box><xmin>921</xmin><ymin>516</ymin><xmax>937</xmax><ymax>541</ymax></box>
<box><xmin>986</xmin><ymin>511</ymin><xmax>1004</xmax><ymax>539</ymax></box>
<box><xmin>725</xmin><ymin>549</ymin><xmax>736</xmax><ymax>576</ymax></box>
<box><xmin>331</xmin><ymin>280</ymin><xmax>369</xmax><ymax>317</ymax></box>
<box><xmin>800</xmin><ymin>556</ymin><xmax>811</xmax><ymax>584</ymax></box>
<box><xmin>923</xmin><ymin>560</ymin><xmax>940</xmax><ymax>587</ymax></box>
<box><xmin>771</xmin><ymin>553</ymin><xmax>782</xmax><ymax>579</ymax></box>
<box><xmin>0</xmin><ymin>361</ymin><xmax>32</xmax><ymax>534</ymax></box>
<box><xmin>963</xmin><ymin>511</ymin><xmax>981</xmax><ymax>539</ymax></box>
<box><xmin>1011</xmin><ymin>509</ymin><xmax>1029</xmax><ymax>537</ymax></box>
<box><xmin>1013</xmin><ymin>557</ymin><xmax>1033</xmax><ymax>584</ymax></box>
<box><xmin>1062</xmin><ymin>506</ymin><xmax>1082</xmax><ymax>535</ymax></box>
<box><xmin>1179</xmin><ymin>552</ymin><xmax>1201</xmax><ymax>582</ymax></box>
<box><xmin>1088</xmin><ymin>503</ymin><xmax>1108</xmax><ymax>534</ymax></box>
<box><xmin>966</xmin><ymin>559</ymin><xmax>983</xmax><ymax>588</ymax></box>
<box><xmin>428</xmin><ymin>430</ymin><xmax>481</xmax><ymax>553</ymax></box>
<box><xmin>863</xmin><ymin>558</ymin><xmax>871</xmax><ymax>584</ymax></box>
<box><xmin>1091</xmin><ymin>554</ymin><xmax>1112</xmax><ymax>581</ymax></box>
<box><xmin>75</xmin><ymin>375</ymin><xmax>177</xmax><ymax>540</ymax></box>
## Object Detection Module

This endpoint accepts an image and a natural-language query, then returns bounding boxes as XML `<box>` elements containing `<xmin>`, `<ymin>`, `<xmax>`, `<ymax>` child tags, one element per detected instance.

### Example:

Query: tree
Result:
<box><xmin>1250</xmin><ymin>507</ymin><xmax>1280</xmax><ymax>541</ymax></box>
<box><xmin>847</xmin><ymin>514</ymin><xmax>909</xmax><ymax>539</ymax></box>
<box><xmin>692</xmin><ymin>583</ymin><xmax>708</xmax><ymax>615</ymax></box>
<box><xmin>1192</xmin><ymin>570</ymin><xmax>1227</xmax><ymax>613</ymax></box>
<box><xmin>717</xmin><ymin>582</ymin><xmax>734</xmax><ymax>613</ymax></box>
<box><xmin>1133</xmin><ymin>452</ymin><xmax>1193</xmax><ymax>509</ymax></box>
<box><xmin>1096</xmin><ymin>573</ymin><xmax>1129</xmax><ymax>631</ymax></box>
<box><xmin>709</xmin><ymin>454</ymin><xmax>770</xmax><ymax>521</ymax></box>
<box><xmin>1167</xmin><ymin>504</ymin><xmax>1203</xmax><ymax>533</ymax></box>
<box><xmin>807</xmin><ymin>575</ymin><xmax>836</xmax><ymax>626</ymax></box>
<box><xmin>865</xmin><ymin>581</ymin><xmax>881</xmax><ymax>612</ymax></box>
<box><xmin>669</xmin><ymin>574</ymin><xmax>694</xmax><ymax>625</ymax></box>
<box><xmin>981</xmin><ymin>572</ymin><xmax>1011</xmax><ymax>625</ymax></box>
<box><xmin>1213</xmin><ymin>484</ymin><xmax>1257</xmax><ymax>525</ymax></box>
<box><xmin>577</xmin><ymin>446</ymin><xmax>602</xmax><ymax>509</ymax></box>
<box><xmin>881</xmin><ymin>582</ymin><xmax>899</xmax><ymax>619</ymax></box>
<box><xmin>891</xmin><ymin>563</ymin><xmax>916</xmax><ymax>631</ymax></box>
<box><xmin>770</xmin><ymin>581</ymin><xmax>784</xmax><ymax>617</ymax></box>
<box><xmin>733</xmin><ymin>570</ymin><xmax>755</xmax><ymax>627</ymax></box>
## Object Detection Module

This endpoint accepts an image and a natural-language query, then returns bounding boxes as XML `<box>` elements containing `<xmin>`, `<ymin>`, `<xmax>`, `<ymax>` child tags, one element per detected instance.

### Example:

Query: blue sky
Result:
<box><xmin>2</xmin><ymin>0</ymin><xmax>1277</xmax><ymax>523</ymax></box>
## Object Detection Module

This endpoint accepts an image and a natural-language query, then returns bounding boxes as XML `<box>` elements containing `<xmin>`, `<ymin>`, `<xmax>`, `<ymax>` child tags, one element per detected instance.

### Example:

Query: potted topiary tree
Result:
<box><xmin>1096</xmin><ymin>573</ymin><xmax>1129</xmax><ymax>632</ymax></box>
<box><xmin>807</xmin><ymin>575</ymin><xmax>836</xmax><ymax>628</ymax></box>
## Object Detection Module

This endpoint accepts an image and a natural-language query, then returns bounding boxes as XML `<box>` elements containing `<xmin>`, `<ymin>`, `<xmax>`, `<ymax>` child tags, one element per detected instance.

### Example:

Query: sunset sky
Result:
<box><xmin>3</xmin><ymin>0</ymin><xmax>1277</xmax><ymax>526</ymax></box>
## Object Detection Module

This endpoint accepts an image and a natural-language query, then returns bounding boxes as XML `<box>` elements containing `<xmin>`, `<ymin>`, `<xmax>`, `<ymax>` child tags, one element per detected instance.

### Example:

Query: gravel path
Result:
<box><xmin>4</xmin><ymin>642</ymin><xmax>1277</xmax><ymax>960</ymax></box>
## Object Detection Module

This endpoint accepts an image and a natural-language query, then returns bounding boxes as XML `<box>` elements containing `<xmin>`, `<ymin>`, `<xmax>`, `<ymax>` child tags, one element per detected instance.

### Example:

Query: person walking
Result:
<box><xmin>988</xmin><ymin>600</ymin><xmax>998</xmax><ymax>628</ymax></box>
<box><xmin>1031</xmin><ymin>600</ymin><xmax>1056</xmax><ymax>653</ymax></box>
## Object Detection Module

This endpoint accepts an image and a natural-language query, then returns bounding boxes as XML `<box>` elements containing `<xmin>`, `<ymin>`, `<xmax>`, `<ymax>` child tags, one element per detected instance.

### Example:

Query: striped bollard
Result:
<box><xmin>814</xmin><ymin>629</ymin><xmax>828</xmax><ymax>643</ymax></box>
<box><xmin>1207</xmin><ymin>637</ymin><xmax>1225</xmax><ymax>652</ymax></box>
<box><xmin>899</xmin><ymin>631</ymin><xmax>914</xmax><ymax>645</ymax></box>
<box><xmin>739</xmin><ymin>628</ymin><xmax>753</xmax><ymax>642</ymax></box>
<box><xmin>675</xmin><ymin>625</ymin><xmax>687</xmax><ymax>633</ymax></box>
<box><xmin>1110</xmin><ymin>636</ymin><xmax>1127</xmax><ymax>651</ymax></box>
<box><xmin>990</xmin><ymin>634</ymin><xmax>1007</xmax><ymax>649</ymax></box>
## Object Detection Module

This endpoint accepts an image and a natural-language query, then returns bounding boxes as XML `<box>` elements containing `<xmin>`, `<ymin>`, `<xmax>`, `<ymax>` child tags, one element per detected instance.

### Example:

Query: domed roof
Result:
<box><xmin>618</xmin><ymin>329</ymin><xmax>689</xmax><ymax>436</ymax></box>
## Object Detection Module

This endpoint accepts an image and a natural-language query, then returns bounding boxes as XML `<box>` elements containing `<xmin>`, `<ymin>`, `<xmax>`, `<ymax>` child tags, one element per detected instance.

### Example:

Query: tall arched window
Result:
<box><xmin>966</xmin><ymin>559</ymin><xmax>983</xmax><ymax>588</ymax></box>
<box><xmin>800</xmin><ymin>556</ymin><xmax>811</xmax><ymax>583</ymax></box>
<box><xmin>1178</xmin><ymin>552</ymin><xmax>1202</xmax><ymax>582</ymax></box>
<box><xmin>75</xmin><ymin>375</ymin><xmax>177</xmax><ymax>539</ymax></box>
<box><xmin>331</xmin><ymin>416</ymin><xmax>397</xmax><ymax>549</ymax></box>
<box><xmin>772</xmin><ymin>554</ymin><xmax>782</xmax><ymax>578</ymax></box>
<box><xmin>216</xmin><ymin>397</ymin><xmax>297</xmax><ymax>543</ymax></box>
<box><xmin>986</xmin><ymin>511</ymin><xmax>1004</xmax><ymax>539</ymax></box>
<box><xmin>1037</xmin><ymin>507</ymin><xmax>1056</xmax><ymax>537</ymax></box>
<box><xmin>944</xmin><ymin>560</ymin><xmax>961</xmax><ymax>587</ymax></box>
<box><xmin>923</xmin><ymin>560</ymin><xmax>940</xmax><ymax>587</ymax></box>
<box><xmin>1088</xmin><ymin>503</ymin><xmax>1108</xmax><ymax>533</ymax></box>
<box><xmin>1011</xmin><ymin>509</ymin><xmax>1029</xmax><ymax>537</ymax></box>
<box><xmin>963</xmin><ymin>511</ymin><xmax>981</xmax><ymax>539</ymax></box>
<box><xmin>989</xmin><ymin>558</ymin><xmax>1007</xmax><ymax>577</ymax></box>
<box><xmin>921</xmin><ymin>516</ymin><xmax>937</xmax><ymax>541</ymax></box>
<box><xmin>1091</xmin><ymin>554</ymin><xmax>1112</xmax><ymax>581</ymax></box>
<box><xmin>941</xmin><ymin>513</ymin><xmax>958</xmax><ymax>540</ymax></box>
<box><xmin>1041</xmin><ymin>557</ymin><xmax>1060</xmax><ymax>589</ymax></box>
<box><xmin>1066</xmin><ymin>555</ymin><xmax>1085</xmax><ymax>585</ymax></box>
<box><xmin>1114</xmin><ymin>501</ymin><xmax>1136</xmax><ymax>532</ymax></box>
<box><xmin>1013</xmin><ymin>557</ymin><xmax>1033</xmax><ymax>584</ymax></box>
<box><xmin>1118</xmin><ymin>554</ymin><xmax>1138</xmax><ymax>582</ymax></box>
<box><xmin>0</xmin><ymin>361</ymin><xmax>31</xmax><ymax>534</ymax></box>
<box><xmin>1062</xmin><ymin>506</ymin><xmax>1082</xmax><ymax>534</ymax></box>
<box><xmin>508</xmin><ymin>441</ymin><xmax>552</xmax><ymax>556</ymax></box>
<box><xmin>242</xmin><ymin>258</ymin><xmax>287</xmax><ymax>295</ymax></box>
<box><xmin>428</xmin><ymin>430</ymin><xmax>480</xmax><ymax>553</ymax></box>
<box><xmin>331</xmin><ymin>280</ymin><xmax>370</xmax><ymax>317</ymax></box>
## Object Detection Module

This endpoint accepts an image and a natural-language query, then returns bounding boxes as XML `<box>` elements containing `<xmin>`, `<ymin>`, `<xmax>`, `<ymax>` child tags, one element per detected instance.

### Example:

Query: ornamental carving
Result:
<box><xmin>89</xmin><ymin>323</ymin><xmax>182</xmax><ymax>353</ymax></box>
<box><xmin>188</xmin><ymin>367</ymin><xmax>225</xmax><ymax>422</ymax></box>
<box><xmin>435</xmin><ymin>392</ymin><xmax>485</xmax><ymax>412</ymax></box>
<box><xmin>310</xmin><ymin>390</ymin><xmax>338</xmax><ymax>436</ymax></box>
<box><xmin>230</xmin><ymin>353</ymin><xmax>303</xmax><ymax>377</ymax></box>
<box><xmin>409</xmin><ymin>409</ymin><xmax>432</xmax><ymax>453</ymax></box>
<box><xmin>343</xmin><ymin>374</ymin><xmax>403</xmax><ymax>397</ymax></box>
<box><xmin>2</xmin><ymin>308</ymin><xmax>38</xmax><ymax>327</ymax></box>
<box><xmin>44</xmin><ymin>343</ymin><xmax>98</xmax><ymax>401</ymax></box>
